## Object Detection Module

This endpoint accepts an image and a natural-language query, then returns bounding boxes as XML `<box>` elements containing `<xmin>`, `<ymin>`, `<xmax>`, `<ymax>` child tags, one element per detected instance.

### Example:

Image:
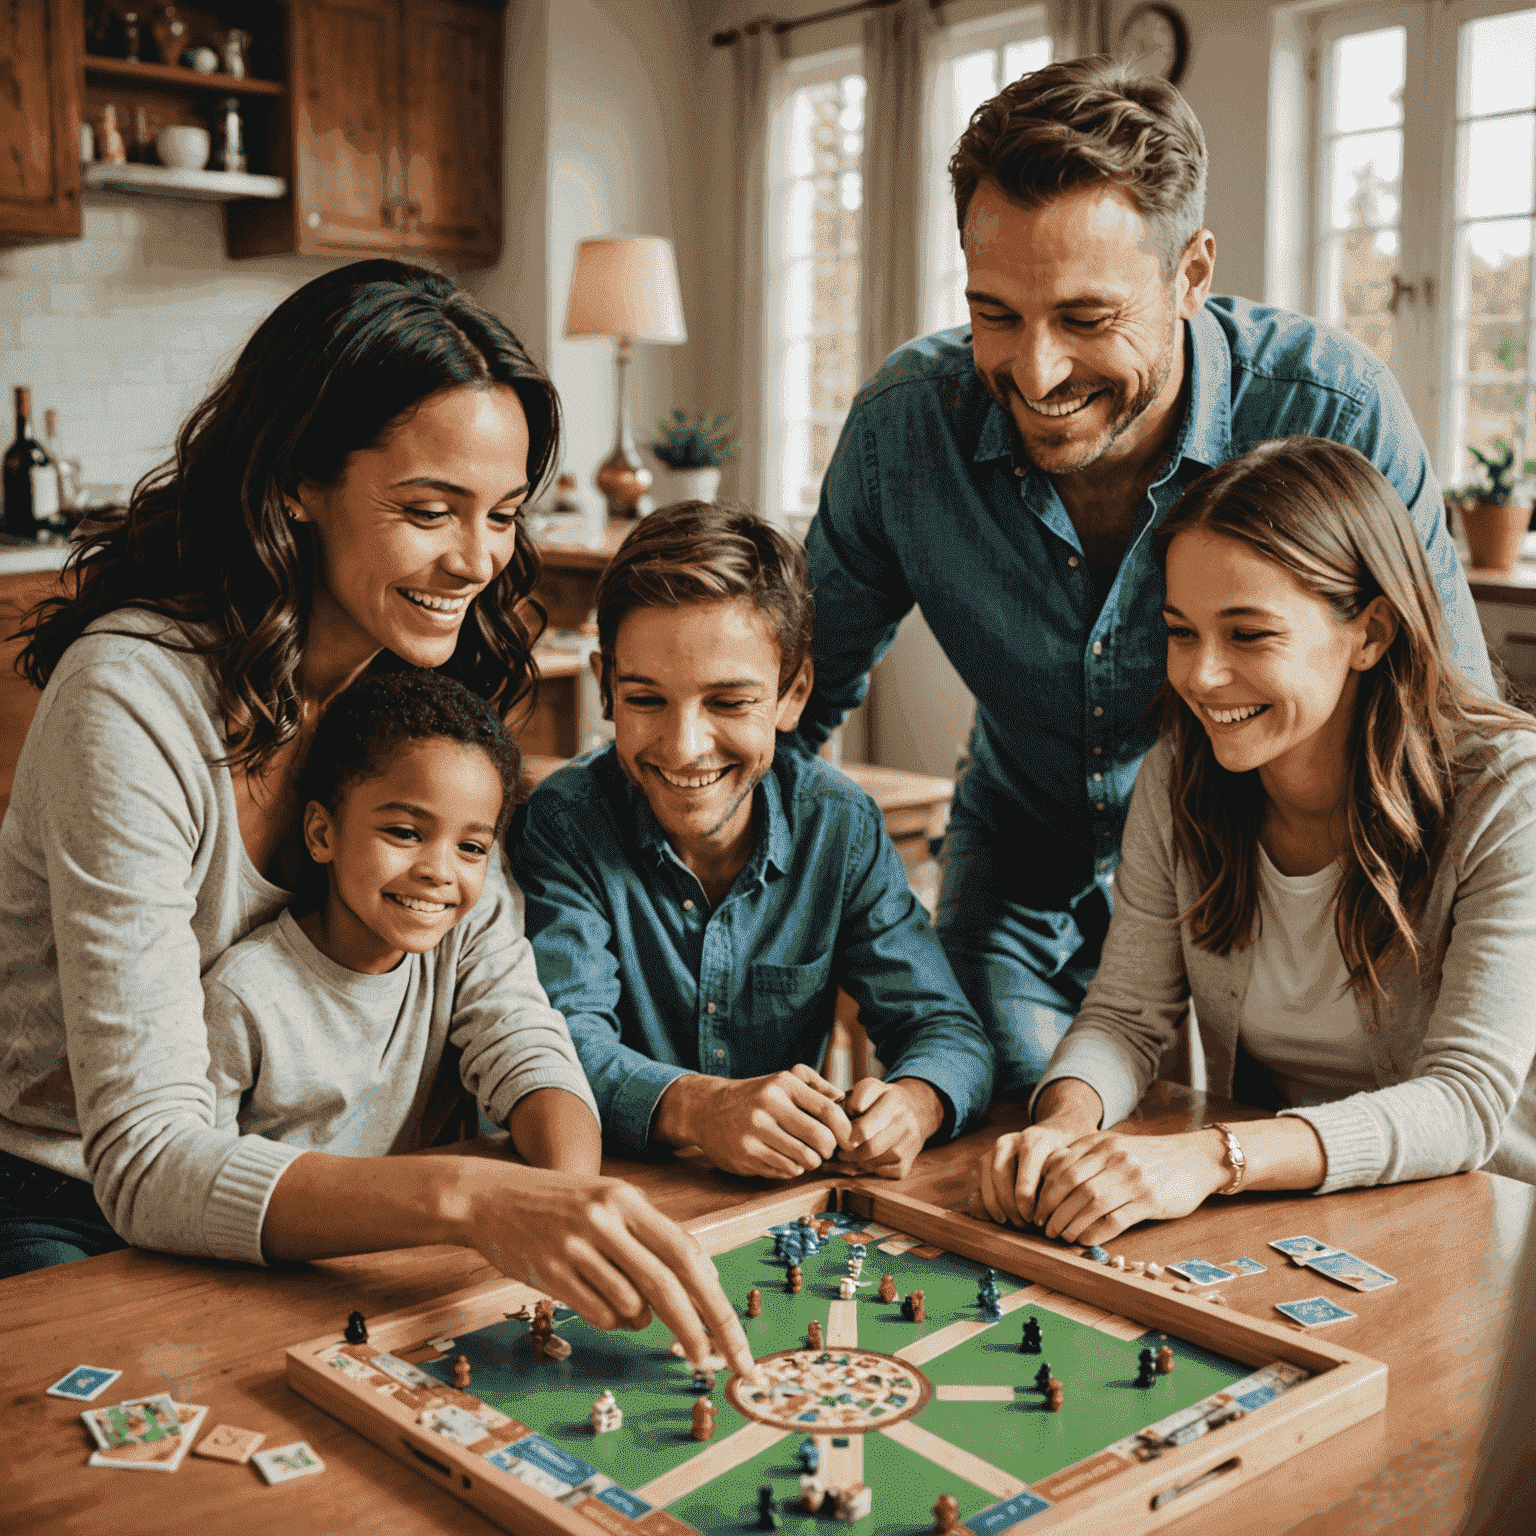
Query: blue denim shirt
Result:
<box><xmin>512</xmin><ymin>741</ymin><xmax>994</xmax><ymax>1155</ymax></box>
<box><xmin>801</xmin><ymin>295</ymin><xmax>1493</xmax><ymax>909</ymax></box>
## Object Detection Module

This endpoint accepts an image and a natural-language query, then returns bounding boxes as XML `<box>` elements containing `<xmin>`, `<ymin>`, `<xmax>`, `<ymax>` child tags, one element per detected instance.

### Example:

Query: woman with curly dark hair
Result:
<box><xmin>0</xmin><ymin>262</ymin><xmax>752</xmax><ymax>1377</ymax></box>
<box><xmin>974</xmin><ymin>437</ymin><xmax>1536</xmax><ymax>1240</ymax></box>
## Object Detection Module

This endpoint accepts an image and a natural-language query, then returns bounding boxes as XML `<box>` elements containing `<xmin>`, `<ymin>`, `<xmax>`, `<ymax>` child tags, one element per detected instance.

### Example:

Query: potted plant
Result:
<box><xmin>1452</xmin><ymin>438</ymin><xmax>1529</xmax><ymax>573</ymax></box>
<box><xmin>647</xmin><ymin>411</ymin><xmax>738</xmax><ymax>508</ymax></box>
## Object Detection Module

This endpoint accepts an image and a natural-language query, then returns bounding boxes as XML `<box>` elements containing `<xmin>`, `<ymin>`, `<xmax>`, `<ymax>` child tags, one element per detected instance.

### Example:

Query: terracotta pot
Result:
<box><xmin>1459</xmin><ymin>500</ymin><xmax>1528</xmax><ymax>573</ymax></box>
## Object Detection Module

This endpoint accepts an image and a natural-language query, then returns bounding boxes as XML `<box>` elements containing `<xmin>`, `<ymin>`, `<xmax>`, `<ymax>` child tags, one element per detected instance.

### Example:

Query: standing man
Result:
<box><xmin>800</xmin><ymin>57</ymin><xmax>1492</xmax><ymax>1098</ymax></box>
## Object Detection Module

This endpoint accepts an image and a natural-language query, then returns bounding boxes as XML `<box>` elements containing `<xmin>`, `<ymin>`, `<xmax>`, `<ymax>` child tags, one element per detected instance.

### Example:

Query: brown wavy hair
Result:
<box><xmin>593</xmin><ymin>500</ymin><xmax>814</xmax><ymax>715</ymax></box>
<box><xmin>948</xmin><ymin>54</ymin><xmax>1207</xmax><ymax>274</ymax></box>
<box><xmin>15</xmin><ymin>259</ymin><xmax>559</xmax><ymax>773</ymax></box>
<box><xmin>1153</xmin><ymin>437</ymin><xmax>1535</xmax><ymax>1013</ymax></box>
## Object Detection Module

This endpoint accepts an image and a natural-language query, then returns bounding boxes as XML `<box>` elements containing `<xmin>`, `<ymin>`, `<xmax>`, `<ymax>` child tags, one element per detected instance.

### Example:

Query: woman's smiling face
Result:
<box><xmin>291</xmin><ymin>384</ymin><xmax>531</xmax><ymax>675</ymax></box>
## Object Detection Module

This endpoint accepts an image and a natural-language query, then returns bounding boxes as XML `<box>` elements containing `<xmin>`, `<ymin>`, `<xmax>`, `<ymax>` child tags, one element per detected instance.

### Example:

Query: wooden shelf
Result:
<box><xmin>83</xmin><ymin>54</ymin><xmax>285</xmax><ymax>97</ymax></box>
<box><xmin>82</xmin><ymin>163</ymin><xmax>288</xmax><ymax>202</ymax></box>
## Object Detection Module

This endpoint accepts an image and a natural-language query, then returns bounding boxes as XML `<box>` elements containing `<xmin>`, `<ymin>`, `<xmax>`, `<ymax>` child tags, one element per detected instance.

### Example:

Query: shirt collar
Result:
<box><xmin>620</xmin><ymin>751</ymin><xmax>792</xmax><ymax>886</ymax></box>
<box><xmin>968</xmin><ymin>301</ymin><xmax>1234</xmax><ymax>476</ymax></box>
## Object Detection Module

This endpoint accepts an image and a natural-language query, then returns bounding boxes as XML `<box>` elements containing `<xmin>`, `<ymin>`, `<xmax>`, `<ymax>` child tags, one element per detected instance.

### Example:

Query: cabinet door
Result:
<box><xmin>0</xmin><ymin>0</ymin><xmax>82</xmax><ymax>247</ymax></box>
<box><xmin>290</xmin><ymin>0</ymin><xmax>405</xmax><ymax>255</ymax></box>
<box><xmin>401</xmin><ymin>0</ymin><xmax>502</xmax><ymax>269</ymax></box>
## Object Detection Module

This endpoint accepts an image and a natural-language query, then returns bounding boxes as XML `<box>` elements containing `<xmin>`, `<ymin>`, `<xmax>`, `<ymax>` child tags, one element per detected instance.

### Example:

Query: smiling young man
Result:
<box><xmin>513</xmin><ymin>503</ymin><xmax>993</xmax><ymax>1179</ymax></box>
<box><xmin>799</xmin><ymin>55</ymin><xmax>1493</xmax><ymax>1099</ymax></box>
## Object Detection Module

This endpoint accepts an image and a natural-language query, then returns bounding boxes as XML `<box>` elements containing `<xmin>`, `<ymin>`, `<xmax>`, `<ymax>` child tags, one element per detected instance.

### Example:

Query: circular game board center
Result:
<box><xmin>725</xmin><ymin>1348</ymin><xmax>933</xmax><ymax>1434</ymax></box>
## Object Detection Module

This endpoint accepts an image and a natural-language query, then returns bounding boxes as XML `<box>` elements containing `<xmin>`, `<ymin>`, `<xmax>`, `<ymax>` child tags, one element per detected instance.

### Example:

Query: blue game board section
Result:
<box><xmin>1233</xmin><ymin>1383</ymin><xmax>1278</xmax><ymax>1411</ymax></box>
<box><xmin>485</xmin><ymin>1434</ymin><xmax>596</xmax><ymax>1486</ymax></box>
<box><xmin>596</xmin><ymin>1485</ymin><xmax>652</xmax><ymax>1519</ymax></box>
<box><xmin>967</xmin><ymin>1491</ymin><xmax>1052</xmax><ymax>1532</ymax></box>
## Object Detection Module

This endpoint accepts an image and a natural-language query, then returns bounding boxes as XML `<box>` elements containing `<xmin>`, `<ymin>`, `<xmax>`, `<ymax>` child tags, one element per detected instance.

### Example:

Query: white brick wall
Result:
<box><xmin>0</xmin><ymin>195</ymin><xmax>344</xmax><ymax>495</ymax></box>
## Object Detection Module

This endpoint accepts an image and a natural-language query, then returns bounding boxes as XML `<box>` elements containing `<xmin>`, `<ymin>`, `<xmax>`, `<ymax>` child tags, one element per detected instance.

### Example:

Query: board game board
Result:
<box><xmin>287</xmin><ymin>1184</ymin><xmax>1386</xmax><ymax>1535</ymax></box>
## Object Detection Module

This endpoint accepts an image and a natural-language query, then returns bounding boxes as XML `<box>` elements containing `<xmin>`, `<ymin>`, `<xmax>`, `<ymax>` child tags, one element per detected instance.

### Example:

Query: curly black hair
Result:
<box><xmin>297</xmin><ymin>671</ymin><xmax>526</xmax><ymax>843</ymax></box>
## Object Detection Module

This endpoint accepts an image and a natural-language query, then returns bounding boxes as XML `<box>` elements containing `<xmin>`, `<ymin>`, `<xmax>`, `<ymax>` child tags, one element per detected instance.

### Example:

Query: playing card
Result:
<box><xmin>191</xmin><ymin>1422</ymin><xmax>266</xmax><ymax>1464</ymax></box>
<box><xmin>1168</xmin><ymin>1260</ymin><xmax>1239</xmax><ymax>1285</ymax></box>
<box><xmin>1268</xmin><ymin>1235</ymin><xmax>1338</xmax><ymax>1260</ymax></box>
<box><xmin>910</xmin><ymin>1245</ymin><xmax>945</xmax><ymax>1260</ymax></box>
<box><xmin>46</xmin><ymin>1365</ymin><xmax>122</xmax><ymax>1401</ymax></box>
<box><xmin>252</xmin><ymin>1440</ymin><xmax>326</xmax><ymax>1484</ymax></box>
<box><xmin>84</xmin><ymin>1397</ymin><xmax>208</xmax><ymax>1471</ymax></box>
<box><xmin>877</xmin><ymin>1236</ymin><xmax>919</xmax><ymax>1255</ymax></box>
<box><xmin>1274</xmin><ymin>1296</ymin><xmax>1357</xmax><ymax>1328</ymax></box>
<box><xmin>1304</xmin><ymin>1249</ymin><xmax>1398</xmax><ymax>1292</ymax></box>
<box><xmin>1225</xmin><ymin>1257</ymin><xmax>1267</xmax><ymax>1276</ymax></box>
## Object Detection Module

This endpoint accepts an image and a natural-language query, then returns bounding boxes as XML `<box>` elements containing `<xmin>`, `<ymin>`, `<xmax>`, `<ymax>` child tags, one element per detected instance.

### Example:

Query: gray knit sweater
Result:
<box><xmin>1037</xmin><ymin>730</ymin><xmax>1536</xmax><ymax>1189</ymax></box>
<box><xmin>0</xmin><ymin>610</ymin><xmax>597</xmax><ymax>1263</ymax></box>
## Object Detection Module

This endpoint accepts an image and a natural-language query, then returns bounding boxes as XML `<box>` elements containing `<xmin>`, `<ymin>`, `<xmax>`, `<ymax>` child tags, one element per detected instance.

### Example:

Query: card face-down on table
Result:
<box><xmin>1168</xmin><ymin>1260</ymin><xmax>1239</xmax><ymax>1285</ymax></box>
<box><xmin>46</xmin><ymin>1365</ymin><xmax>123</xmax><ymax>1402</ymax></box>
<box><xmin>1269</xmin><ymin>1236</ymin><xmax>1337</xmax><ymax>1261</ymax></box>
<box><xmin>1225</xmin><ymin>1257</ymin><xmax>1267</xmax><ymax>1276</ymax></box>
<box><xmin>1274</xmin><ymin>1296</ymin><xmax>1358</xmax><ymax>1328</ymax></box>
<box><xmin>1304</xmin><ymin>1250</ymin><xmax>1398</xmax><ymax>1292</ymax></box>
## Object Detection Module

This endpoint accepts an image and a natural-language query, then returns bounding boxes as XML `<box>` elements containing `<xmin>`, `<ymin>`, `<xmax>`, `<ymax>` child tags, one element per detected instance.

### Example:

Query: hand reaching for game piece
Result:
<box><xmin>828</xmin><ymin>1077</ymin><xmax>946</xmax><ymax>1181</ymax></box>
<box><xmin>450</xmin><ymin>1162</ymin><xmax>756</xmax><ymax>1379</ymax></box>
<box><xmin>653</xmin><ymin>1064</ymin><xmax>853</xmax><ymax>1179</ymax></box>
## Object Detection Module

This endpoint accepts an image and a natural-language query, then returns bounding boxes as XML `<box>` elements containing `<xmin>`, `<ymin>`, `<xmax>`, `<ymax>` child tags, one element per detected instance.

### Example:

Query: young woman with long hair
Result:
<box><xmin>976</xmin><ymin>437</ymin><xmax>1536</xmax><ymax>1240</ymax></box>
<box><xmin>0</xmin><ymin>261</ymin><xmax>752</xmax><ymax>1376</ymax></box>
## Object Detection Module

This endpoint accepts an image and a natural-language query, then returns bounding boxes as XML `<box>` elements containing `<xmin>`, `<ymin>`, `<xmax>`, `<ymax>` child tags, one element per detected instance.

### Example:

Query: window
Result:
<box><xmin>1289</xmin><ymin>1</ymin><xmax>1536</xmax><ymax>488</ymax></box>
<box><xmin>924</xmin><ymin>9</ymin><xmax>1053</xmax><ymax>331</ymax></box>
<box><xmin>765</xmin><ymin>51</ymin><xmax>866</xmax><ymax>527</ymax></box>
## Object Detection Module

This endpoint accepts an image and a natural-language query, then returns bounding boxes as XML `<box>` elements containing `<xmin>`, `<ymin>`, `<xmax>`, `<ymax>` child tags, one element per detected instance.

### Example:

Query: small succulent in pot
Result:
<box><xmin>650</xmin><ymin>411</ymin><xmax>738</xmax><ymax>470</ymax></box>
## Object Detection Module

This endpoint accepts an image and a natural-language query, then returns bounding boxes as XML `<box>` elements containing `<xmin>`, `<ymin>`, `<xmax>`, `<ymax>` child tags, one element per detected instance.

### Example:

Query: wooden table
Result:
<box><xmin>6</xmin><ymin>1084</ymin><xmax>1529</xmax><ymax>1535</ymax></box>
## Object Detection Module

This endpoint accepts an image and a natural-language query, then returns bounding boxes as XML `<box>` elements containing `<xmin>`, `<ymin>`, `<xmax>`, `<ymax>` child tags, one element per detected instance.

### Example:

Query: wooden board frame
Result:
<box><xmin>286</xmin><ymin>1183</ymin><xmax>1387</xmax><ymax>1536</ymax></box>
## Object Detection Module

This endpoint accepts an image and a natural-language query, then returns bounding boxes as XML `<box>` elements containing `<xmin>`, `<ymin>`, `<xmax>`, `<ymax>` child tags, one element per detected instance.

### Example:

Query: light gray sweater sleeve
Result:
<box><xmin>1032</xmin><ymin>740</ymin><xmax>1191</xmax><ymax>1127</ymax></box>
<box><xmin>452</xmin><ymin>851</ymin><xmax>601</xmax><ymax>1130</ymax></box>
<box><xmin>1282</xmin><ymin>751</ymin><xmax>1536</xmax><ymax>1191</ymax></box>
<box><xmin>34</xmin><ymin>653</ymin><xmax>302</xmax><ymax>1265</ymax></box>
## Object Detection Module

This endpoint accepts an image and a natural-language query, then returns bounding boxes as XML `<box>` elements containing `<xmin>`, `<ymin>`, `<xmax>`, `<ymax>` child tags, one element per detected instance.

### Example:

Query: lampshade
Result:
<box><xmin>563</xmin><ymin>236</ymin><xmax>687</xmax><ymax>344</ymax></box>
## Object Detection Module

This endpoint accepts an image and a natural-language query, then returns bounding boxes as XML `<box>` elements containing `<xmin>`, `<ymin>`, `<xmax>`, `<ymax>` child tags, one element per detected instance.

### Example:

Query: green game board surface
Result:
<box><xmin>416</xmin><ymin>1213</ymin><xmax>1253</xmax><ymax>1535</ymax></box>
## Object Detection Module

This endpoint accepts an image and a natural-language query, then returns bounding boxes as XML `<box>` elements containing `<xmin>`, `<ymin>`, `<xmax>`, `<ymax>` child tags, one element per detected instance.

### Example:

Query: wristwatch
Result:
<box><xmin>1204</xmin><ymin>1122</ymin><xmax>1247</xmax><ymax>1195</ymax></box>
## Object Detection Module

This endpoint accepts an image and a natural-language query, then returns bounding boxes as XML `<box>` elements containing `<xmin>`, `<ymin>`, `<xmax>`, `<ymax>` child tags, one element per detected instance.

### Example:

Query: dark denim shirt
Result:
<box><xmin>800</xmin><ymin>296</ymin><xmax>1493</xmax><ymax>911</ymax></box>
<box><xmin>512</xmin><ymin>742</ymin><xmax>994</xmax><ymax>1155</ymax></box>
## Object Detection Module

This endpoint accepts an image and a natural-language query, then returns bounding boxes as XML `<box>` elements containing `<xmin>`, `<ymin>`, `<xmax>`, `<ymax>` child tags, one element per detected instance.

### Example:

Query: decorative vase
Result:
<box><xmin>648</xmin><ymin>466</ymin><xmax>721</xmax><ymax>511</ymax></box>
<box><xmin>1460</xmin><ymin>500</ymin><xmax>1528</xmax><ymax>572</ymax></box>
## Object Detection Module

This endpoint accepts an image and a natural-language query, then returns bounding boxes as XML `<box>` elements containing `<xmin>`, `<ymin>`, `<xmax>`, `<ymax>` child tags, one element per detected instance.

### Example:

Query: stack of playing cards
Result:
<box><xmin>1269</xmin><ymin>1234</ymin><xmax>1398</xmax><ymax>1327</ymax></box>
<box><xmin>81</xmin><ymin>1393</ymin><xmax>209</xmax><ymax>1470</ymax></box>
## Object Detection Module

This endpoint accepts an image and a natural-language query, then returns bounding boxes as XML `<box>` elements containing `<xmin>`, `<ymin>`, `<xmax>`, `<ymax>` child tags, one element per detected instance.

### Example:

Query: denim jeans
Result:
<box><xmin>0</xmin><ymin>1148</ymin><xmax>125</xmax><ymax>1277</ymax></box>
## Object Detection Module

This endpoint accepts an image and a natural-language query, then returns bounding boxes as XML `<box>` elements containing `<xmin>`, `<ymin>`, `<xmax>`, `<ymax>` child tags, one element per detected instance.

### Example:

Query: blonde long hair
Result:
<box><xmin>1152</xmin><ymin>437</ymin><xmax>1534</xmax><ymax>1012</ymax></box>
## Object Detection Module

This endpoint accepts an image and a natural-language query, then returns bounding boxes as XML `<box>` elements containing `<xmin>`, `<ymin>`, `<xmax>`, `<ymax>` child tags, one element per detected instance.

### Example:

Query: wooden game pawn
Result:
<box><xmin>800</xmin><ymin>1474</ymin><xmax>826</xmax><ymax>1513</ymax></box>
<box><xmin>933</xmin><ymin>1493</ymin><xmax>959</xmax><ymax>1533</ymax></box>
<box><xmin>878</xmin><ymin>1274</ymin><xmax>897</xmax><ymax>1304</ymax></box>
<box><xmin>452</xmin><ymin>1354</ymin><xmax>471</xmax><ymax>1391</ymax></box>
<box><xmin>911</xmin><ymin>1289</ymin><xmax>926</xmax><ymax>1323</ymax></box>
<box><xmin>747</xmin><ymin>1287</ymin><xmax>762</xmax><ymax>1318</ymax></box>
<box><xmin>807</xmin><ymin>1320</ymin><xmax>823</xmax><ymax>1349</ymax></box>
<box><xmin>691</xmin><ymin>1395</ymin><xmax>716</xmax><ymax>1441</ymax></box>
<box><xmin>1045</xmin><ymin>1380</ymin><xmax>1064</xmax><ymax>1412</ymax></box>
<box><xmin>1156</xmin><ymin>1345</ymin><xmax>1175</xmax><ymax>1374</ymax></box>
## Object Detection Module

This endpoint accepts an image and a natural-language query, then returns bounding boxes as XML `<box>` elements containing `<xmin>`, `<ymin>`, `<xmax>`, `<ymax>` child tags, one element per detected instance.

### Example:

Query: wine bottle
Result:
<box><xmin>2</xmin><ymin>387</ymin><xmax>60</xmax><ymax>540</ymax></box>
<box><xmin>43</xmin><ymin>409</ymin><xmax>81</xmax><ymax>512</ymax></box>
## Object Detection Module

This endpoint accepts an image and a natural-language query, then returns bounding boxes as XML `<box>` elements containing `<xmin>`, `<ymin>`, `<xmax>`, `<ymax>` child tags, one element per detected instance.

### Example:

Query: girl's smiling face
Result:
<box><xmin>1162</xmin><ymin>529</ymin><xmax>1394</xmax><ymax>787</ymax></box>
<box><xmin>290</xmin><ymin>385</ymin><xmax>531</xmax><ymax>679</ymax></box>
<box><xmin>301</xmin><ymin>736</ymin><xmax>506</xmax><ymax>974</ymax></box>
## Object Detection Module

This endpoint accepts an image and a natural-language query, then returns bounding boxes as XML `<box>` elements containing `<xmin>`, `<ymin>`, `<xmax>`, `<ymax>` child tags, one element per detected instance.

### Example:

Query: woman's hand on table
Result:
<box><xmin>448</xmin><ymin>1161</ymin><xmax>755</xmax><ymax>1377</ymax></box>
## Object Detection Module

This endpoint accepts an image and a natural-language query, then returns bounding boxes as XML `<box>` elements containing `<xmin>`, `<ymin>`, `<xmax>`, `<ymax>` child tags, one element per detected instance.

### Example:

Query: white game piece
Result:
<box><xmin>252</xmin><ymin>1440</ymin><xmax>326</xmax><ymax>1484</ymax></box>
<box><xmin>1145</xmin><ymin>1263</ymin><xmax>1164</xmax><ymax>1277</ymax></box>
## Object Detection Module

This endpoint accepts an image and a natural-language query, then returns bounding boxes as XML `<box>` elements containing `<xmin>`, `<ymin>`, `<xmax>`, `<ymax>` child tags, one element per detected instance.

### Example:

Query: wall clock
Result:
<box><xmin>1117</xmin><ymin>3</ymin><xmax>1190</xmax><ymax>87</ymax></box>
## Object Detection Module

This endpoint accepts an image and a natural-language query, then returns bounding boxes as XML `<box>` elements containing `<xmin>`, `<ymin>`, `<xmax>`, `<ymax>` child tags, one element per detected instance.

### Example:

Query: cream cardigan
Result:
<box><xmin>1037</xmin><ymin>729</ymin><xmax>1536</xmax><ymax>1190</ymax></box>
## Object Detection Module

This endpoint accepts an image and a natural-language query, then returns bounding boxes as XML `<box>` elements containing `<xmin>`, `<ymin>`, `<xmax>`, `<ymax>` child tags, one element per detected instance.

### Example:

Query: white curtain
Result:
<box><xmin>859</xmin><ymin>0</ymin><xmax>940</xmax><ymax>381</ymax></box>
<box><xmin>1050</xmin><ymin>0</ymin><xmax>1107</xmax><ymax>60</ymax></box>
<box><xmin>729</xmin><ymin>24</ymin><xmax>780</xmax><ymax>518</ymax></box>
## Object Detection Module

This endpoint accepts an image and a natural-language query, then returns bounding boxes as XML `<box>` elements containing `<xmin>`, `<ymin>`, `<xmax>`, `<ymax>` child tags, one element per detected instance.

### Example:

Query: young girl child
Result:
<box><xmin>200</xmin><ymin>669</ymin><xmax>602</xmax><ymax>1171</ymax></box>
<box><xmin>977</xmin><ymin>437</ymin><xmax>1536</xmax><ymax>1241</ymax></box>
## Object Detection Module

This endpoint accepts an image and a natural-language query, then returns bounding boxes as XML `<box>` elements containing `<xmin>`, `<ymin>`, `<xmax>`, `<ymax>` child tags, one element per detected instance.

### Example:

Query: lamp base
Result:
<box><xmin>595</xmin><ymin>442</ymin><xmax>652</xmax><ymax>519</ymax></box>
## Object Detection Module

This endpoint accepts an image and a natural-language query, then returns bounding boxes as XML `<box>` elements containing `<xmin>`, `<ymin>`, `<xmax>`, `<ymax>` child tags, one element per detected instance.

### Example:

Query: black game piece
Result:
<box><xmin>1019</xmin><ymin>1316</ymin><xmax>1043</xmax><ymax>1354</ymax></box>
<box><xmin>344</xmin><ymin>1310</ymin><xmax>367</xmax><ymax>1344</ymax></box>
<box><xmin>1034</xmin><ymin>1361</ymin><xmax>1053</xmax><ymax>1391</ymax></box>
<box><xmin>757</xmin><ymin>1486</ymin><xmax>782</xmax><ymax>1530</ymax></box>
<box><xmin>1136</xmin><ymin>1347</ymin><xmax>1158</xmax><ymax>1389</ymax></box>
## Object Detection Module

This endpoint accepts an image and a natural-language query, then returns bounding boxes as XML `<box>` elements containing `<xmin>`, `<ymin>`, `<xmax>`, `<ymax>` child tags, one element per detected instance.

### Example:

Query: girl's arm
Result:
<box><xmin>508</xmin><ymin>1085</ymin><xmax>602</xmax><ymax>1175</ymax></box>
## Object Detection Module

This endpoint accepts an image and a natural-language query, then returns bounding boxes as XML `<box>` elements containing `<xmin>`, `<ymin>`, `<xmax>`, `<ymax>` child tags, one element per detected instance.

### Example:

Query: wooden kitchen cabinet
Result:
<box><xmin>227</xmin><ymin>0</ymin><xmax>503</xmax><ymax>269</ymax></box>
<box><xmin>0</xmin><ymin>0</ymin><xmax>84</xmax><ymax>248</ymax></box>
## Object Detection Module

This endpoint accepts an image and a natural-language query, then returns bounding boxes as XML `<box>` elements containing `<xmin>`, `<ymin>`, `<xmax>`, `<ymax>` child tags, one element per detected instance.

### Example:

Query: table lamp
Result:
<box><xmin>563</xmin><ymin>235</ymin><xmax>687</xmax><ymax>518</ymax></box>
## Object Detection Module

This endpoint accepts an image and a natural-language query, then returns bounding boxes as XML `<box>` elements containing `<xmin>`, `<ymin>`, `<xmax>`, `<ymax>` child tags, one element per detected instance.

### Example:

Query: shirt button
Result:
<box><xmin>715</xmin><ymin>1049</ymin><xmax>725</xmax><ymax>1060</ymax></box>
<box><xmin>1095</xmin><ymin>803</ymin><xmax>1107</xmax><ymax>813</ymax></box>
<box><xmin>1092</xmin><ymin>641</ymin><xmax>1103</xmax><ymax>656</ymax></box>
<box><xmin>1092</xmin><ymin>705</ymin><xmax>1104</xmax><ymax>718</ymax></box>
<box><xmin>1093</xmin><ymin>772</ymin><xmax>1103</xmax><ymax>782</ymax></box>
<box><xmin>1014</xmin><ymin>465</ymin><xmax>1025</xmax><ymax>477</ymax></box>
<box><xmin>682</xmin><ymin>899</ymin><xmax>694</xmax><ymax>911</ymax></box>
<box><xmin>706</xmin><ymin>1002</ymin><xmax>717</xmax><ymax>1015</ymax></box>
<box><xmin>1092</xmin><ymin>745</ymin><xmax>1103</xmax><ymax>756</ymax></box>
<box><xmin>1067</xmin><ymin>555</ymin><xmax>1080</xmax><ymax>568</ymax></box>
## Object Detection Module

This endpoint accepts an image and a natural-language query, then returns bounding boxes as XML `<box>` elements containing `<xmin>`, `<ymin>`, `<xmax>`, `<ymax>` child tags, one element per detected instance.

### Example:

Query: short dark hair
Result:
<box><xmin>298</xmin><ymin>671</ymin><xmax>526</xmax><ymax>842</ymax></box>
<box><xmin>593</xmin><ymin>501</ymin><xmax>814</xmax><ymax>713</ymax></box>
<box><xmin>949</xmin><ymin>55</ymin><xmax>1207</xmax><ymax>275</ymax></box>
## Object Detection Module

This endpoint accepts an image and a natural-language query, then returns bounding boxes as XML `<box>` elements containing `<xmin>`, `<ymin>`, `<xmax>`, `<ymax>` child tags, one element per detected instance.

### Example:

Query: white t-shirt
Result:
<box><xmin>1239</xmin><ymin>845</ymin><xmax>1377</xmax><ymax>1107</ymax></box>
